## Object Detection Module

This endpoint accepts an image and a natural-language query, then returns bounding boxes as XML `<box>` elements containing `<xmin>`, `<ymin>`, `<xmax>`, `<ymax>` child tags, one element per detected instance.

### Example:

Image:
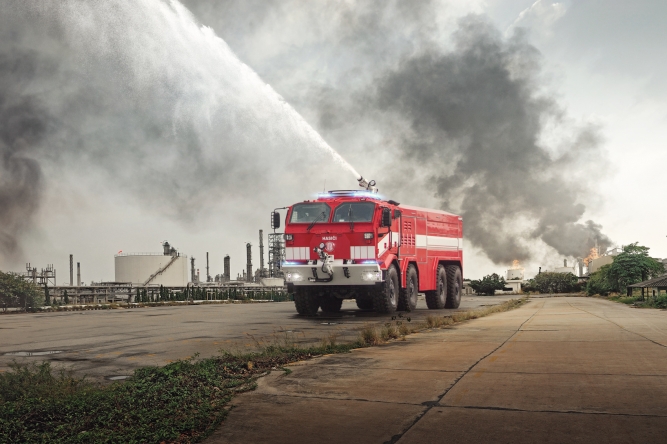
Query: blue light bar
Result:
<box><xmin>316</xmin><ymin>190</ymin><xmax>385</xmax><ymax>200</ymax></box>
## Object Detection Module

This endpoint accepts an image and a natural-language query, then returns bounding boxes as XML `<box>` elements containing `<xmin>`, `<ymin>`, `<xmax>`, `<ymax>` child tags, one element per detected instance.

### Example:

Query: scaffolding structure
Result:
<box><xmin>268</xmin><ymin>233</ymin><xmax>285</xmax><ymax>278</ymax></box>
<box><xmin>20</xmin><ymin>263</ymin><xmax>57</xmax><ymax>287</ymax></box>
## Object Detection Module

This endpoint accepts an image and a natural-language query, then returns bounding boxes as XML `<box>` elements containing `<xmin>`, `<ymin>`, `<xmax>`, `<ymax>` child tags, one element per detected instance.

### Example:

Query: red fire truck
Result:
<box><xmin>276</xmin><ymin>178</ymin><xmax>463</xmax><ymax>315</ymax></box>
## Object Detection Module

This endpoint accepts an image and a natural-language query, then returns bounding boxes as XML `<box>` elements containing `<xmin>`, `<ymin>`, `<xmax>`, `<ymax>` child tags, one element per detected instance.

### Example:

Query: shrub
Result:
<box><xmin>381</xmin><ymin>324</ymin><xmax>399</xmax><ymax>340</ymax></box>
<box><xmin>0</xmin><ymin>271</ymin><xmax>44</xmax><ymax>310</ymax></box>
<box><xmin>586</xmin><ymin>264</ymin><xmax>612</xmax><ymax>296</ymax></box>
<box><xmin>359</xmin><ymin>324</ymin><xmax>380</xmax><ymax>345</ymax></box>
<box><xmin>531</xmin><ymin>272</ymin><xmax>578</xmax><ymax>294</ymax></box>
<box><xmin>469</xmin><ymin>273</ymin><xmax>506</xmax><ymax>295</ymax></box>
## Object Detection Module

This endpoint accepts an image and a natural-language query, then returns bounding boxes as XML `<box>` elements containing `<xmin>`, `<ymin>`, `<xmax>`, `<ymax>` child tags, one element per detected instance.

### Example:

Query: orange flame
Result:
<box><xmin>510</xmin><ymin>260</ymin><xmax>524</xmax><ymax>270</ymax></box>
<box><xmin>583</xmin><ymin>247</ymin><xmax>599</xmax><ymax>266</ymax></box>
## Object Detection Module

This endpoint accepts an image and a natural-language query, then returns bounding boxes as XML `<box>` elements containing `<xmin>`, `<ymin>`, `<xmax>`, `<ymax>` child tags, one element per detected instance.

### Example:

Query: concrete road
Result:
<box><xmin>208</xmin><ymin>297</ymin><xmax>667</xmax><ymax>444</ymax></box>
<box><xmin>0</xmin><ymin>295</ymin><xmax>515</xmax><ymax>381</ymax></box>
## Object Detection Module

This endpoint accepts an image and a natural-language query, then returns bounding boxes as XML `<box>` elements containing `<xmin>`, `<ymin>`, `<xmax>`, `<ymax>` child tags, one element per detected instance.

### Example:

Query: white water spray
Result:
<box><xmin>0</xmin><ymin>0</ymin><xmax>363</xmax><ymax>258</ymax></box>
<box><xmin>50</xmin><ymin>0</ymin><xmax>359</xmax><ymax>179</ymax></box>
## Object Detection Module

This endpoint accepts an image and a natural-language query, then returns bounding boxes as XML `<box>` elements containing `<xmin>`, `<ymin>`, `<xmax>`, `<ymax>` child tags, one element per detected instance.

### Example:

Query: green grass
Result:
<box><xmin>0</xmin><ymin>343</ymin><xmax>360</xmax><ymax>443</ymax></box>
<box><xmin>357</xmin><ymin>297</ymin><xmax>528</xmax><ymax>345</ymax></box>
<box><xmin>608</xmin><ymin>294</ymin><xmax>667</xmax><ymax>308</ymax></box>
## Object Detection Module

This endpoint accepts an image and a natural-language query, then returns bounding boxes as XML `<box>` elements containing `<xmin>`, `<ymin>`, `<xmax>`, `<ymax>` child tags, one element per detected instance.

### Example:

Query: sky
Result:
<box><xmin>1</xmin><ymin>0</ymin><xmax>666</xmax><ymax>283</ymax></box>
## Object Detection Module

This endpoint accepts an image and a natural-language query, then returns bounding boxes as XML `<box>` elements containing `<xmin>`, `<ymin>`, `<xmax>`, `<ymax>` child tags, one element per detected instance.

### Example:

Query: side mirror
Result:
<box><xmin>381</xmin><ymin>208</ymin><xmax>392</xmax><ymax>227</ymax></box>
<box><xmin>271</xmin><ymin>211</ymin><xmax>281</xmax><ymax>229</ymax></box>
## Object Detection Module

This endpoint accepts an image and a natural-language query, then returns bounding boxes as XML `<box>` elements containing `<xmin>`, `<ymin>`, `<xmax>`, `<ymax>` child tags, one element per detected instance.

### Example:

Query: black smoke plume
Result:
<box><xmin>372</xmin><ymin>16</ymin><xmax>611</xmax><ymax>263</ymax></box>
<box><xmin>0</xmin><ymin>49</ymin><xmax>47</xmax><ymax>258</ymax></box>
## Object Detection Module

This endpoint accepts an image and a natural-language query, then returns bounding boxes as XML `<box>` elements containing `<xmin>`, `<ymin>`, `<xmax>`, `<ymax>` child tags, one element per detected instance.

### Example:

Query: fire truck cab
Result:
<box><xmin>279</xmin><ymin>180</ymin><xmax>463</xmax><ymax>315</ymax></box>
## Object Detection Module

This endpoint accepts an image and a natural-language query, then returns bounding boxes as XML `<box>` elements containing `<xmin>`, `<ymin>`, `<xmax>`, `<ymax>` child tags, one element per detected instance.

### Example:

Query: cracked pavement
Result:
<box><xmin>207</xmin><ymin>297</ymin><xmax>667</xmax><ymax>443</ymax></box>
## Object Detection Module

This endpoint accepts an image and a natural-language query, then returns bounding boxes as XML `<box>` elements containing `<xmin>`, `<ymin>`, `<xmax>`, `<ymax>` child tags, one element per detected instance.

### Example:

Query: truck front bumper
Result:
<box><xmin>282</xmin><ymin>262</ymin><xmax>384</xmax><ymax>287</ymax></box>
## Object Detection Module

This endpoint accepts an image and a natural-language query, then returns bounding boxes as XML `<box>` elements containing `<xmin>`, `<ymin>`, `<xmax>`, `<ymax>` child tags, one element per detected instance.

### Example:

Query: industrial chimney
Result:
<box><xmin>190</xmin><ymin>257</ymin><xmax>196</xmax><ymax>283</ymax></box>
<box><xmin>77</xmin><ymin>262</ymin><xmax>81</xmax><ymax>286</ymax></box>
<box><xmin>206</xmin><ymin>252</ymin><xmax>211</xmax><ymax>283</ymax></box>
<box><xmin>259</xmin><ymin>230</ymin><xmax>265</xmax><ymax>278</ymax></box>
<box><xmin>564</xmin><ymin>259</ymin><xmax>568</xmax><ymax>267</ymax></box>
<box><xmin>246</xmin><ymin>243</ymin><xmax>253</xmax><ymax>283</ymax></box>
<box><xmin>224</xmin><ymin>255</ymin><xmax>230</xmax><ymax>282</ymax></box>
<box><xmin>69</xmin><ymin>254</ymin><xmax>73</xmax><ymax>286</ymax></box>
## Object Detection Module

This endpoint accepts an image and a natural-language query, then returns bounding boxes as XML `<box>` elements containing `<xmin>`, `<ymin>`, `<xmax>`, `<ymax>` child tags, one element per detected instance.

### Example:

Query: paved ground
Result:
<box><xmin>208</xmin><ymin>297</ymin><xmax>667</xmax><ymax>444</ymax></box>
<box><xmin>0</xmin><ymin>295</ymin><xmax>515</xmax><ymax>381</ymax></box>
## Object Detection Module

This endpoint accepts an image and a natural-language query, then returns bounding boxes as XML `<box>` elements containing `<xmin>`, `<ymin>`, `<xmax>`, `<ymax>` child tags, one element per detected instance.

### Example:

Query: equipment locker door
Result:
<box><xmin>401</xmin><ymin>216</ymin><xmax>416</xmax><ymax>257</ymax></box>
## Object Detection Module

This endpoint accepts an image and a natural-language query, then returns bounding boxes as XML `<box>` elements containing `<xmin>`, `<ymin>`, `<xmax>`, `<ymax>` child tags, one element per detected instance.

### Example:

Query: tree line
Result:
<box><xmin>468</xmin><ymin>243</ymin><xmax>664</xmax><ymax>296</ymax></box>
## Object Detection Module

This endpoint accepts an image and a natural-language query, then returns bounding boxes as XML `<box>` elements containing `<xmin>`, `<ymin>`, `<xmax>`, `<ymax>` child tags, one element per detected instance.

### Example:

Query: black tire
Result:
<box><xmin>294</xmin><ymin>287</ymin><xmax>320</xmax><ymax>316</ymax></box>
<box><xmin>398</xmin><ymin>264</ymin><xmax>418</xmax><ymax>312</ymax></box>
<box><xmin>355</xmin><ymin>297</ymin><xmax>374</xmax><ymax>310</ymax></box>
<box><xmin>445</xmin><ymin>266</ymin><xmax>462</xmax><ymax>309</ymax></box>
<box><xmin>320</xmin><ymin>296</ymin><xmax>343</xmax><ymax>313</ymax></box>
<box><xmin>372</xmin><ymin>265</ymin><xmax>399</xmax><ymax>313</ymax></box>
<box><xmin>425</xmin><ymin>265</ymin><xmax>447</xmax><ymax>309</ymax></box>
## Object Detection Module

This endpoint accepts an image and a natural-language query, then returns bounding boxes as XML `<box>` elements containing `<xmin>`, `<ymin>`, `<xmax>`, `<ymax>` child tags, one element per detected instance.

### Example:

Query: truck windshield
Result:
<box><xmin>290</xmin><ymin>203</ymin><xmax>331</xmax><ymax>223</ymax></box>
<box><xmin>332</xmin><ymin>202</ymin><xmax>375</xmax><ymax>222</ymax></box>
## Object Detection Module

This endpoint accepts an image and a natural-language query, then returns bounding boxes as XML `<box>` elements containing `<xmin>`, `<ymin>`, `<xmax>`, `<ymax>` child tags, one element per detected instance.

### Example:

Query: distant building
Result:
<box><xmin>500</xmin><ymin>280</ymin><xmax>522</xmax><ymax>294</ymax></box>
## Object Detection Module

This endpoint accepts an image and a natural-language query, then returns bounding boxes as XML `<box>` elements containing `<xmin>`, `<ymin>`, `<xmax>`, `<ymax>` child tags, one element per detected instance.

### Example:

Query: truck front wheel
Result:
<box><xmin>373</xmin><ymin>265</ymin><xmax>399</xmax><ymax>314</ymax></box>
<box><xmin>294</xmin><ymin>288</ymin><xmax>320</xmax><ymax>316</ymax></box>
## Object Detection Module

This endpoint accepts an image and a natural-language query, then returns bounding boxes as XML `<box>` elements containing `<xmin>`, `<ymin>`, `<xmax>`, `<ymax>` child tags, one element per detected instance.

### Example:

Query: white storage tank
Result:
<box><xmin>506</xmin><ymin>260</ymin><xmax>524</xmax><ymax>280</ymax></box>
<box><xmin>588</xmin><ymin>255</ymin><xmax>614</xmax><ymax>274</ymax></box>
<box><xmin>115</xmin><ymin>253</ymin><xmax>188</xmax><ymax>286</ymax></box>
<box><xmin>506</xmin><ymin>268</ymin><xmax>524</xmax><ymax>280</ymax></box>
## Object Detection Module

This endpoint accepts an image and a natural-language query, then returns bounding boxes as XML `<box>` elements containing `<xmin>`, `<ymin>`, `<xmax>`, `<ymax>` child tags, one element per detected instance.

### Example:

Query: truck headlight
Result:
<box><xmin>284</xmin><ymin>234</ymin><xmax>293</xmax><ymax>241</ymax></box>
<box><xmin>364</xmin><ymin>232</ymin><xmax>374</xmax><ymax>239</ymax></box>
<box><xmin>361</xmin><ymin>270</ymin><xmax>382</xmax><ymax>281</ymax></box>
<box><xmin>286</xmin><ymin>272</ymin><xmax>303</xmax><ymax>282</ymax></box>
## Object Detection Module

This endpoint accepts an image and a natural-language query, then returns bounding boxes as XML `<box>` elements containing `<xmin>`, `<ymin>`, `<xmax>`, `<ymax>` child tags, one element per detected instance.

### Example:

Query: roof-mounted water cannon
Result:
<box><xmin>357</xmin><ymin>176</ymin><xmax>378</xmax><ymax>193</ymax></box>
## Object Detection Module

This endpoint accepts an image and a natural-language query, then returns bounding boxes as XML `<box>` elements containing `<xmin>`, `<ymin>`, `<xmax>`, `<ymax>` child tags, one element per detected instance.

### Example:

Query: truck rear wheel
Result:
<box><xmin>294</xmin><ymin>288</ymin><xmax>320</xmax><ymax>316</ymax></box>
<box><xmin>445</xmin><ymin>266</ymin><xmax>462</xmax><ymax>309</ymax></box>
<box><xmin>426</xmin><ymin>265</ymin><xmax>447</xmax><ymax>309</ymax></box>
<box><xmin>398</xmin><ymin>264</ymin><xmax>418</xmax><ymax>312</ymax></box>
<box><xmin>320</xmin><ymin>296</ymin><xmax>343</xmax><ymax>313</ymax></box>
<box><xmin>373</xmin><ymin>265</ymin><xmax>399</xmax><ymax>313</ymax></box>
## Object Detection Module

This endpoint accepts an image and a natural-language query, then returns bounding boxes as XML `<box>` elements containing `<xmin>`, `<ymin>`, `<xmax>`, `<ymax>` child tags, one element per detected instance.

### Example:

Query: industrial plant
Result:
<box><xmin>14</xmin><ymin>228</ymin><xmax>287</xmax><ymax>305</ymax></box>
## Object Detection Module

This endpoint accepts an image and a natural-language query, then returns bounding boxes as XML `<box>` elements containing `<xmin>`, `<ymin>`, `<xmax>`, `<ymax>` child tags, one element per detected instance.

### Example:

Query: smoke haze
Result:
<box><xmin>182</xmin><ymin>1</ymin><xmax>612</xmax><ymax>264</ymax></box>
<box><xmin>1</xmin><ymin>0</ymin><xmax>615</xmax><ymax>275</ymax></box>
<box><xmin>0</xmin><ymin>0</ymin><xmax>356</xmax><ymax>260</ymax></box>
<box><xmin>370</xmin><ymin>17</ymin><xmax>611</xmax><ymax>263</ymax></box>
